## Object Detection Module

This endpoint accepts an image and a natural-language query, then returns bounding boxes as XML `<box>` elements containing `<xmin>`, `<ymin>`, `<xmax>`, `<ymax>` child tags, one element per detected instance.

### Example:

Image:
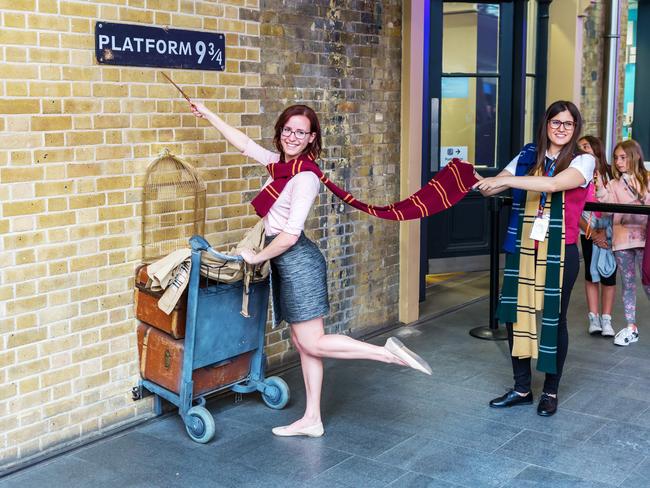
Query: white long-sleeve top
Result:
<box><xmin>243</xmin><ymin>139</ymin><xmax>320</xmax><ymax>236</ymax></box>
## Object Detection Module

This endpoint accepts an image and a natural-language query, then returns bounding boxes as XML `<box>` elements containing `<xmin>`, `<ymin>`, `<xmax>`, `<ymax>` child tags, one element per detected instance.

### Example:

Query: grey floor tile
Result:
<box><xmin>459</xmin><ymin>367</ymin><xmax>519</xmax><ymax>395</ymax></box>
<box><xmin>301</xmin><ymin>478</ymin><xmax>354</xmax><ymax>488</ymax></box>
<box><xmin>619</xmin><ymin>470</ymin><xmax>650</xmax><ymax>488</ymax></box>
<box><xmin>205</xmin><ymin>428</ymin><xmax>352</xmax><ymax>483</ymax></box>
<box><xmin>376</xmin><ymin>435</ymin><xmax>528</xmax><ymax>487</ymax></box>
<box><xmin>560</xmin><ymin>366</ymin><xmax>634</xmax><ymax>395</ymax></box>
<box><xmin>636</xmin><ymin>406</ymin><xmax>650</xmax><ymax>428</ymax></box>
<box><xmin>306</xmin><ymin>456</ymin><xmax>405</xmax><ymax>488</ymax></box>
<box><xmin>386</xmin><ymin>472</ymin><xmax>464</xmax><ymax>487</ymax></box>
<box><xmin>586</xmin><ymin>421</ymin><xmax>650</xmax><ymax>456</ymax></box>
<box><xmin>619</xmin><ymin>377</ymin><xmax>650</xmax><ymax>403</ymax></box>
<box><xmin>387</xmin><ymin>405</ymin><xmax>522</xmax><ymax>453</ymax></box>
<box><xmin>501</xmin><ymin>465</ymin><xmax>617</xmax><ymax>488</ymax></box>
<box><xmin>481</xmin><ymin>402</ymin><xmax>607</xmax><ymax>446</ymax></box>
<box><xmin>315</xmin><ymin>414</ymin><xmax>415</xmax><ymax>458</ymax></box>
<box><xmin>622</xmin><ymin>455</ymin><xmax>650</xmax><ymax>487</ymax></box>
<box><xmin>561</xmin><ymin>386</ymin><xmax>649</xmax><ymax>421</ymax></box>
<box><xmin>496</xmin><ymin>429</ymin><xmax>637</xmax><ymax>485</ymax></box>
<box><xmin>72</xmin><ymin>431</ymin><xmax>199</xmax><ymax>473</ymax></box>
<box><xmin>614</xmin><ymin>339</ymin><xmax>650</xmax><ymax>361</ymax></box>
<box><xmin>0</xmin><ymin>457</ymin><xmax>129</xmax><ymax>488</ymax></box>
<box><xmin>609</xmin><ymin>356</ymin><xmax>650</xmax><ymax>379</ymax></box>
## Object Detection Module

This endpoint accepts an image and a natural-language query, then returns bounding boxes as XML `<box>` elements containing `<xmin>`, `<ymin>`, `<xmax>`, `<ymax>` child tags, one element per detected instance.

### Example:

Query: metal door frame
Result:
<box><xmin>419</xmin><ymin>0</ymin><xmax>545</xmax><ymax>300</ymax></box>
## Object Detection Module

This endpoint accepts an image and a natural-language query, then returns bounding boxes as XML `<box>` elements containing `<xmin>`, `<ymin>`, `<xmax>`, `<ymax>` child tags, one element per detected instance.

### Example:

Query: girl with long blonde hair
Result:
<box><xmin>596</xmin><ymin>139</ymin><xmax>650</xmax><ymax>346</ymax></box>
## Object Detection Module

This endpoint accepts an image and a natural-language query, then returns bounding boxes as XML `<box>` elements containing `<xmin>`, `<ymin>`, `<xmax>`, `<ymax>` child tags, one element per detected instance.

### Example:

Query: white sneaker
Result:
<box><xmin>588</xmin><ymin>312</ymin><xmax>602</xmax><ymax>335</ymax></box>
<box><xmin>600</xmin><ymin>314</ymin><xmax>615</xmax><ymax>337</ymax></box>
<box><xmin>614</xmin><ymin>325</ymin><xmax>639</xmax><ymax>346</ymax></box>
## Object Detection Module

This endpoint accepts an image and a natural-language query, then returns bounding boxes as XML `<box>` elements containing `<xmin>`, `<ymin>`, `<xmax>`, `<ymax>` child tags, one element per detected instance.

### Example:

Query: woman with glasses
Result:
<box><xmin>473</xmin><ymin>100</ymin><xmax>595</xmax><ymax>417</ymax></box>
<box><xmin>189</xmin><ymin>101</ymin><xmax>432</xmax><ymax>438</ymax></box>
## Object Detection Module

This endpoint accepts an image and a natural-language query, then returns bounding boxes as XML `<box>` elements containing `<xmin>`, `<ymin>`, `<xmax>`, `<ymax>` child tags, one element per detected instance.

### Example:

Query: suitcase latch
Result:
<box><xmin>164</xmin><ymin>349</ymin><xmax>171</xmax><ymax>369</ymax></box>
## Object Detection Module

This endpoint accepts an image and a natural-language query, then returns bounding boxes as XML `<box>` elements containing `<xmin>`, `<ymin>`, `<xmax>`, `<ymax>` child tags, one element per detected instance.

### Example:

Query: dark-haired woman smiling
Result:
<box><xmin>474</xmin><ymin>100</ymin><xmax>595</xmax><ymax>416</ymax></box>
<box><xmin>189</xmin><ymin>101</ymin><xmax>432</xmax><ymax>437</ymax></box>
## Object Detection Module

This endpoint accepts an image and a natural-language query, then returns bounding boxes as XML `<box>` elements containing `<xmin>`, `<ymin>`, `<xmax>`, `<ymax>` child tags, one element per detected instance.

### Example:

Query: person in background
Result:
<box><xmin>595</xmin><ymin>139</ymin><xmax>650</xmax><ymax>346</ymax></box>
<box><xmin>474</xmin><ymin>100</ymin><xmax>595</xmax><ymax>417</ymax></box>
<box><xmin>577</xmin><ymin>136</ymin><xmax>616</xmax><ymax>337</ymax></box>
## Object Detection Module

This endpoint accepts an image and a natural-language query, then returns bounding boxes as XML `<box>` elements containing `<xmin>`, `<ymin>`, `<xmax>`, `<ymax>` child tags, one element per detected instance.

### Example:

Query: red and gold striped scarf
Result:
<box><xmin>251</xmin><ymin>155</ymin><xmax>478</xmax><ymax>220</ymax></box>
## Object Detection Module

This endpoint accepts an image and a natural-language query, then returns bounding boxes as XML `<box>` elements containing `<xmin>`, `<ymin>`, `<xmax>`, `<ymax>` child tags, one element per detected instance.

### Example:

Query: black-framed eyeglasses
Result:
<box><xmin>281</xmin><ymin>127</ymin><xmax>312</xmax><ymax>140</ymax></box>
<box><xmin>548</xmin><ymin>119</ymin><xmax>575</xmax><ymax>131</ymax></box>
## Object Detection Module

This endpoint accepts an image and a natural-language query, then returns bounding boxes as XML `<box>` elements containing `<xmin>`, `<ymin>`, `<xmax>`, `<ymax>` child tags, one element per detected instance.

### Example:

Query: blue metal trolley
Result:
<box><xmin>135</xmin><ymin>235</ymin><xmax>290</xmax><ymax>443</ymax></box>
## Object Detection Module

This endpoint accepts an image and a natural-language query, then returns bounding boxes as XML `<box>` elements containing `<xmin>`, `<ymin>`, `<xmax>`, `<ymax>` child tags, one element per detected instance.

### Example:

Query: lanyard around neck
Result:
<box><xmin>538</xmin><ymin>158</ymin><xmax>557</xmax><ymax>216</ymax></box>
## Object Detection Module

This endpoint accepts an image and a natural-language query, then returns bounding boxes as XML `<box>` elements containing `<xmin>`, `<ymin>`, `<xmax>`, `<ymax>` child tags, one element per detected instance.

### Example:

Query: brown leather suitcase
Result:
<box><xmin>136</xmin><ymin>323</ymin><xmax>252</xmax><ymax>396</ymax></box>
<box><xmin>134</xmin><ymin>264</ymin><xmax>187</xmax><ymax>339</ymax></box>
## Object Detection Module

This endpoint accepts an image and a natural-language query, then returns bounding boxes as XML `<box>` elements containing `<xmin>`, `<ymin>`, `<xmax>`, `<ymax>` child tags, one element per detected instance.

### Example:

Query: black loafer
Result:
<box><xmin>489</xmin><ymin>389</ymin><xmax>533</xmax><ymax>408</ymax></box>
<box><xmin>537</xmin><ymin>393</ymin><xmax>558</xmax><ymax>416</ymax></box>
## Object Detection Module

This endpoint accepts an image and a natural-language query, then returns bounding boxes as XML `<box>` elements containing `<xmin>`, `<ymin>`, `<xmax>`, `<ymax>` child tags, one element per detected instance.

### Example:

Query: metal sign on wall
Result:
<box><xmin>95</xmin><ymin>21</ymin><xmax>225</xmax><ymax>71</ymax></box>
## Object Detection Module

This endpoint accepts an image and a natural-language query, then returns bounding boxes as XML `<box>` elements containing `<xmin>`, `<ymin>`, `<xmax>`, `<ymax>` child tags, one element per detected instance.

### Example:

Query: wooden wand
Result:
<box><xmin>160</xmin><ymin>72</ymin><xmax>192</xmax><ymax>103</ymax></box>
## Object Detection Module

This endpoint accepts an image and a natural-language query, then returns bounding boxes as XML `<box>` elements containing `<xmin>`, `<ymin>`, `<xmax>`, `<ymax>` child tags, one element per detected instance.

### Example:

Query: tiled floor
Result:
<box><xmin>2</xmin><ymin>273</ymin><xmax>650</xmax><ymax>487</ymax></box>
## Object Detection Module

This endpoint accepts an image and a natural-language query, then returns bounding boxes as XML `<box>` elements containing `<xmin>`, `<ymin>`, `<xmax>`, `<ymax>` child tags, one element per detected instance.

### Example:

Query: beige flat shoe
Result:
<box><xmin>385</xmin><ymin>337</ymin><xmax>432</xmax><ymax>375</ymax></box>
<box><xmin>272</xmin><ymin>422</ymin><xmax>324</xmax><ymax>438</ymax></box>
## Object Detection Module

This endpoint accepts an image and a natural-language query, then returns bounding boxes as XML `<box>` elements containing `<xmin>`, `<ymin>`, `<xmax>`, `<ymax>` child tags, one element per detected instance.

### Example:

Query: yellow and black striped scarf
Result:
<box><xmin>497</xmin><ymin>190</ymin><xmax>565</xmax><ymax>373</ymax></box>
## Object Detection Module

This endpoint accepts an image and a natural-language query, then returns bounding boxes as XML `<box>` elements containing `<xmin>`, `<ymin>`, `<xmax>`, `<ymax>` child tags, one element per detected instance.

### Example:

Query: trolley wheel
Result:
<box><xmin>261</xmin><ymin>376</ymin><xmax>290</xmax><ymax>410</ymax></box>
<box><xmin>184</xmin><ymin>406</ymin><xmax>215</xmax><ymax>444</ymax></box>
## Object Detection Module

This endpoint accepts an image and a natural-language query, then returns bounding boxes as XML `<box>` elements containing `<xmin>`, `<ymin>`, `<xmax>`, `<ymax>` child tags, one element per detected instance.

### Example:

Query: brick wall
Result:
<box><xmin>581</xmin><ymin>0</ymin><xmax>629</xmax><ymax>141</ymax></box>
<box><xmin>0</xmin><ymin>0</ymin><xmax>402</xmax><ymax>467</ymax></box>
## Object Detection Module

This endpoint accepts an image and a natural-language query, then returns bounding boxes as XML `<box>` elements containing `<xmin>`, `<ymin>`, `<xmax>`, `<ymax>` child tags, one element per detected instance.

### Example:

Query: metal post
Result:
<box><xmin>602</xmin><ymin>0</ymin><xmax>621</xmax><ymax>157</ymax></box>
<box><xmin>470</xmin><ymin>196</ymin><xmax>508</xmax><ymax>340</ymax></box>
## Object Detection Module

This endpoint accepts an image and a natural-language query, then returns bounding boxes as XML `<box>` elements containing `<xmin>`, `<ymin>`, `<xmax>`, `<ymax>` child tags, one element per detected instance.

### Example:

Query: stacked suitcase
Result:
<box><xmin>134</xmin><ymin>265</ymin><xmax>251</xmax><ymax>395</ymax></box>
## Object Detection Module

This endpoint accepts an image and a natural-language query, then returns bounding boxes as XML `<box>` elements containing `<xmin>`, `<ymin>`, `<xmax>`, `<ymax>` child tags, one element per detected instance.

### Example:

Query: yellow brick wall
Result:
<box><xmin>0</xmin><ymin>0</ymin><xmax>262</xmax><ymax>467</ymax></box>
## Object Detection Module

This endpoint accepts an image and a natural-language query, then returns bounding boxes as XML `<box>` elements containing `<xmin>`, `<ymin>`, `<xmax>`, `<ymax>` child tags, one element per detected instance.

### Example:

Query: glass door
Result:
<box><xmin>437</xmin><ymin>3</ymin><xmax>503</xmax><ymax>171</ymax></box>
<box><xmin>420</xmin><ymin>0</ymin><xmax>543</xmax><ymax>297</ymax></box>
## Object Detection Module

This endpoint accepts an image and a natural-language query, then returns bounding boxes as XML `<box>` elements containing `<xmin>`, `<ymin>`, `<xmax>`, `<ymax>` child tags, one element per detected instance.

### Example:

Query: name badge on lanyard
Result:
<box><xmin>530</xmin><ymin>214</ymin><xmax>550</xmax><ymax>241</ymax></box>
<box><xmin>529</xmin><ymin>158</ymin><xmax>556</xmax><ymax>242</ymax></box>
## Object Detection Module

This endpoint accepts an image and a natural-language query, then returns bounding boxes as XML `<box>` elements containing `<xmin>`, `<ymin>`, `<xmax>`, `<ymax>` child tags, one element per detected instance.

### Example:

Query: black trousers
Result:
<box><xmin>507</xmin><ymin>243</ymin><xmax>579</xmax><ymax>396</ymax></box>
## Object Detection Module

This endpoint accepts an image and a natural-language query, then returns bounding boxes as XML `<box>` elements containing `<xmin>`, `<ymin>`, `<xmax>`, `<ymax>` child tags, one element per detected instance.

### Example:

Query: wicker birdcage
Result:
<box><xmin>141</xmin><ymin>149</ymin><xmax>206</xmax><ymax>263</ymax></box>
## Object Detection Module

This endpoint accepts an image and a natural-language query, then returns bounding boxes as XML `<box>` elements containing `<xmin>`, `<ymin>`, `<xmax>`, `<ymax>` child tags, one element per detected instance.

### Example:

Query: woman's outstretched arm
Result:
<box><xmin>189</xmin><ymin>100</ymin><xmax>249</xmax><ymax>152</ymax></box>
<box><xmin>474</xmin><ymin>167</ymin><xmax>586</xmax><ymax>194</ymax></box>
<box><xmin>474</xmin><ymin>168</ymin><xmax>515</xmax><ymax>196</ymax></box>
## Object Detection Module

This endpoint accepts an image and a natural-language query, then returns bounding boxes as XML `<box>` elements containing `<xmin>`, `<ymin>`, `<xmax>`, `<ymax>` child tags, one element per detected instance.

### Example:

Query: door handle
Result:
<box><xmin>430</xmin><ymin>97</ymin><xmax>440</xmax><ymax>172</ymax></box>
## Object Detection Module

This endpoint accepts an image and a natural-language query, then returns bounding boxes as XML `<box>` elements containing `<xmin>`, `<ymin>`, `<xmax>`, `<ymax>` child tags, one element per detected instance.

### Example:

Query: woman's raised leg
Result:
<box><xmin>292</xmin><ymin>317</ymin><xmax>403</xmax><ymax>362</ymax></box>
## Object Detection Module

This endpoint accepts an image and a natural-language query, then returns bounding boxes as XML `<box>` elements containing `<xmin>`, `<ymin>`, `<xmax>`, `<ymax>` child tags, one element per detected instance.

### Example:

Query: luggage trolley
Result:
<box><xmin>136</xmin><ymin>235</ymin><xmax>290</xmax><ymax>443</ymax></box>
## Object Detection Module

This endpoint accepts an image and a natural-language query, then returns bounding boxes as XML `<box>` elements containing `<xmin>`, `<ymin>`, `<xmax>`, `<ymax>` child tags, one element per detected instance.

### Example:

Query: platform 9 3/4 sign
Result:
<box><xmin>95</xmin><ymin>21</ymin><xmax>225</xmax><ymax>71</ymax></box>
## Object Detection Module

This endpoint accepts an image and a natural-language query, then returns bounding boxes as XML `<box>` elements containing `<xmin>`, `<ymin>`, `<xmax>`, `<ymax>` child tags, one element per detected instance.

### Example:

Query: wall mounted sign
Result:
<box><xmin>440</xmin><ymin>146</ymin><xmax>468</xmax><ymax>167</ymax></box>
<box><xmin>95</xmin><ymin>21</ymin><xmax>225</xmax><ymax>71</ymax></box>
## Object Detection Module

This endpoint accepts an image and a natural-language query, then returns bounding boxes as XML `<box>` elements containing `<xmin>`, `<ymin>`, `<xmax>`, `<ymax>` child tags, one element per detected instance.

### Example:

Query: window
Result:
<box><xmin>439</xmin><ymin>3</ymin><xmax>500</xmax><ymax>169</ymax></box>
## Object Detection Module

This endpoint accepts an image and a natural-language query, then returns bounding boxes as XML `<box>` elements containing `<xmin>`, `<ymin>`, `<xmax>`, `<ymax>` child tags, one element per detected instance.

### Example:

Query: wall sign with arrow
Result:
<box><xmin>440</xmin><ymin>146</ymin><xmax>468</xmax><ymax>167</ymax></box>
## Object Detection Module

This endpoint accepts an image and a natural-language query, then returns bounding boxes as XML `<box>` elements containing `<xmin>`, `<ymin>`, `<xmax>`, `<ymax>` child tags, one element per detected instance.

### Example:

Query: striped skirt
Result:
<box><xmin>265</xmin><ymin>232</ymin><xmax>329</xmax><ymax>326</ymax></box>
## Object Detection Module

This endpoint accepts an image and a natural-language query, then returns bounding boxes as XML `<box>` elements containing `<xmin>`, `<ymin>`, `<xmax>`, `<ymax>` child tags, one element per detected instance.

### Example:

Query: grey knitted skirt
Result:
<box><xmin>265</xmin><ymin>232</ymin><xmax>330</xmax><ymax>326</ymax></box>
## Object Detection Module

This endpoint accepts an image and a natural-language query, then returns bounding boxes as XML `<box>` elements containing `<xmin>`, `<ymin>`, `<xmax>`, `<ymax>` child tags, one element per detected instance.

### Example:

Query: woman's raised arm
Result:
<box><xmin>189</xmin><ymin>100</ymin><xmax>249</xmax><ymax>152</ymax></box>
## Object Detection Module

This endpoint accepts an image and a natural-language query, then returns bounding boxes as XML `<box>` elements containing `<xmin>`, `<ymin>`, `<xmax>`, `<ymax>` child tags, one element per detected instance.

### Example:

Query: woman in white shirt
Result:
<box><xmin>189</xmin><ymin>101</ymin><xmax>432</xmax><ymax>438</ymax></box>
